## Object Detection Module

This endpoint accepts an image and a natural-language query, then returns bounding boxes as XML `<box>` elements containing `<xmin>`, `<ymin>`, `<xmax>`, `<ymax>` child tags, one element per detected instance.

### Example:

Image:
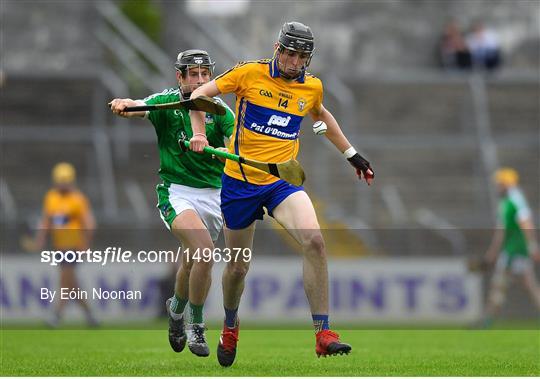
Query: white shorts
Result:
<box><xmin>495</xmin><ymin>253</ymin><xmax>533</xmax><ymax>275</ymax></box>
<box><xmin>156</xmin><ymin>183</ymin><xmax>223</xmax><ymax>242</ymax></box>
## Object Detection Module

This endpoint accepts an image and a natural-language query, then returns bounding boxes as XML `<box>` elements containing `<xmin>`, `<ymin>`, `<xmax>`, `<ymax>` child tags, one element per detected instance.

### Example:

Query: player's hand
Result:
<box><xmin>467</xmin><ymin>255</ymin><xmax>489</xmax><ymax>272</ymax></box>
<box><xmin>212</xmin><ymin>147</ymin><xmax>228</xmax><ymax>163</ymax></box>
<box><xmin>347</xmin><ymin>153</ymin><xmax>374</xmax><ymax>185</ymax></box>
<box><xmin>109</xmin><ymin>98</ymin><xmax>139</xmax><ymax>118</ymax></box>
<box><xmin>189</xmin><ymin>134</ymin><xmax>209</xmax><ymax>153</ymax></box>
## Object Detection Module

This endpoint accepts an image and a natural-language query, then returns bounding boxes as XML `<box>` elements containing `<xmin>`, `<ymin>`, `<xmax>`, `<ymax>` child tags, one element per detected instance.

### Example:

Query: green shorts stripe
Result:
<box><xmin>156</xmin><ymin>182</ymin><xmax>177</xmax><ymax>229</ymax></box>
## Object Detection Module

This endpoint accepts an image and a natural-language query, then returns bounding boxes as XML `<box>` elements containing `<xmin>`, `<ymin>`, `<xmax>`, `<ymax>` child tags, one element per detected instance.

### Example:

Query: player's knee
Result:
<box><xmin>193</xmin><ymin>259</ymin><xmax>213</xmax><ymax>272</ymax></box>
<box><xmin>227</xmin><ymin>263</ymin><xmax>249</xmax><ymax>280</ymax></box>
<box><xmin>301</xmin><ymin>233</ymin><xmax>326</xmax><ymax>257</ymax></box>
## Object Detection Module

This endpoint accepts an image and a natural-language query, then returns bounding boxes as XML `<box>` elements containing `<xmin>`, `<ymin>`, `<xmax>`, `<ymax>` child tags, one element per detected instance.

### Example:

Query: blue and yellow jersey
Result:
<box><xmin>42</xmin><ymin>189</ymin><xmax>91</xmax><ymax>250</ymax></box>
<box><xmin>215</xmin><ymin>59</ymin><xmax>323</xmax><ymax>185</ymax></box>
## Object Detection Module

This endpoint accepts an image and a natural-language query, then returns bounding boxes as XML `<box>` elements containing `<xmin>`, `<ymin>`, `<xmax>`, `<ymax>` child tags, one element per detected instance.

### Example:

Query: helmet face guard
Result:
<box><xmin>174</xmin><ymin>49</ymin><xmax>215</xmax><ymax>76</ymax></box>
<box><xmin>276</xmin><ymin>22</ymin><xmax>315</xmax><ymax>79</ymax></box>
<box><xmin>174</xmin><ymin>49</ymin><xmax>215</xmax><ymax>99</ymax></box>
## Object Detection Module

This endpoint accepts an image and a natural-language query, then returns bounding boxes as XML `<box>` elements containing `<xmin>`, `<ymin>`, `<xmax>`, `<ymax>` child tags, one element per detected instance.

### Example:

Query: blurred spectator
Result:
<box><xmin>439</xmin><ymin>20</ymin><xmax>472</xmax><ymax>71</ymax></box>
<box><xmin>482</xmin><ymin>168</ymin><xmax>540</xmax><ymax>327</ymax></box>
<box><xmin>24</xmin><ymin>162</ymin><xmax>98</xmax><ymax>327</ymax></box>
<box><xmin>466</xmin><ymin>21</ymin><xmax>502</xmax><ymax>71</ymax></box>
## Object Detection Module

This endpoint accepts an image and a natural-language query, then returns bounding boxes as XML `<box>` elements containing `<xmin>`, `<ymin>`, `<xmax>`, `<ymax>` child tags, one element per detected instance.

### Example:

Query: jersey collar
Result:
<box><xmin>270</xmin><ymin>59</ymin><xmax>306</xmax><ymax>83</ymax></box>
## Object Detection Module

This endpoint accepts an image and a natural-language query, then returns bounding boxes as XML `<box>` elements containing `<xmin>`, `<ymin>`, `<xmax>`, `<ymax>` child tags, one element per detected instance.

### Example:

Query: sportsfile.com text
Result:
<box><xmin>40</xmin><ymin>247</ymin><xmax>252</xmax><ymax>266</ymax></box>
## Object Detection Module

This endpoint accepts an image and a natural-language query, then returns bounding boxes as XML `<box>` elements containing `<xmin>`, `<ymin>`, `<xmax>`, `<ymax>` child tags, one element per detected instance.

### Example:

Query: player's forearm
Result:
<box><xmin>109</xmin><ymin>98</ymin><xmax>146</xmax><ymax>118</ymax></box>
<box><xmin>131</xmin><ymin>100</ymin><xmax>147</xmax><ymax>118</ymax></box>
<box><xmin>191</xmin><ymin>80</ymin><xmax>221</xmax><ymax>99</ymax></box>
<box><xmin>82</xmin><ymin>212</ymin><xmax>96</xmax><ymax>248</ymax></box>
<box><xmin>316</xmin><ymin>108</ymin><xmax>351</xmax><ymax>153</ymax></box>
<box><xmin>313</xmin><ymin>106</ymin><xmax>373</xmax><ymax>184</ymax></box>
<box><xmin>35</xmin><ymin>217</ymin><xmax>50</xmax><ymax>250</ymax></box>
<box><xmin>190</xmin><ymin>81</ymin><xmax>221</xmax><ymax>136</ymax></box>
<box><xmin>34</xmin><ymin>230</ymin><xmax>47</xmax><ymax>250</ymax></box>
<box><xmin>82</xmin><ymin>230</ymin><xmax>94</xmax><ymax>250</ymax></box>
<box><xmin>189</xmin><ymin>110</ymin><xmax>207</xmax><ymax>135</ymax></box>
<box><xmin>520</xmin><ymin>219</ymin><xmax>539</xmax><ymax>251</ymax></box>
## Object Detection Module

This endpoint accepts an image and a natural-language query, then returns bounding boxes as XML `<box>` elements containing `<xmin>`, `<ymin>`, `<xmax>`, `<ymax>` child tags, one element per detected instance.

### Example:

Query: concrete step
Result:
<box><xmin>0</xmin><ymin>76</ymin><xmax>98</xmax><ymax>126</ymax></box>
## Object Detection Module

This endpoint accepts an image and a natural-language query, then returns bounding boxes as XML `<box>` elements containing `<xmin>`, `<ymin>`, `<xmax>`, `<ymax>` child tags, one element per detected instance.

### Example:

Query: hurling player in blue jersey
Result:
<box><xmin>189</xmin><ymin>22</ymin><xmax>374</xmax><ymax>366</ymax></box>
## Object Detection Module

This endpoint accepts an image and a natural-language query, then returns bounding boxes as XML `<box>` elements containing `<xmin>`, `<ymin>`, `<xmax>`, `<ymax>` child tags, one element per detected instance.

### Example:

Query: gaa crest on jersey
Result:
<box><xmin>177</xmin><ymin>131</ymin><xmax>187</xmax><ymax>154</ymax></box>
<box><xmin>298</xmin><ymin>98</ymin><xmax>307</xmax><ymax>112</ymax></box>
<box><xmin>177</xmin><ymin>131</ymin><xmax>187</xmax><ymax>141</ymax></box>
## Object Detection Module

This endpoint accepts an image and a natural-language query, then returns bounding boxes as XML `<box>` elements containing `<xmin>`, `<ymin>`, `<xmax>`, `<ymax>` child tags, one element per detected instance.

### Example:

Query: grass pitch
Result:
<box><xmin>1</xmin><ymin>326</ymin><xmax>539</xmax><ymax>376</ymax></box>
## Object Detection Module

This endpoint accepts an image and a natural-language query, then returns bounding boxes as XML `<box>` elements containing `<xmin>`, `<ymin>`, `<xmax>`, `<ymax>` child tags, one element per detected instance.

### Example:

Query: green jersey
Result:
<box><xmin>498</xmin><ymin>187</ymin><xmax>531</xmax><ymax>257</ymax></box>
<box><xmin>143</xmin><ymin>88</ymin><xmax>235</xmax><ymax>188</ymax></box>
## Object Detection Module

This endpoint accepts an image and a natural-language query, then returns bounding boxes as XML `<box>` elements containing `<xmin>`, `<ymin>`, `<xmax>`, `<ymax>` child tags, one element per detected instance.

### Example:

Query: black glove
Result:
<box><xmin>348</xmin><ymin>153</ymin><xmax>374</xmax><ymax>184</ymax></box>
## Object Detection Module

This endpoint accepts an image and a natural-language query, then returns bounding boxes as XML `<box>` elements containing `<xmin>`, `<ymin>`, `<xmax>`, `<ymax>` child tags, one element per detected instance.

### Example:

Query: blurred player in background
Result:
<box><xmin>109</xmin><ymin>49</ymin><xmax>235</xmax><ymax>357</ymax></box>
<box><xmin>189</xmin><ymin>22</ymin><xmax>374</xmax><ymax>366</ymax></box>
<box><xmin>29</xmin><ymin>162</ymin><xmax>97</xmax><ymax>327</ymax></box>
<box><xmin>483</xmin><ymin>167</ymin><xmax>540</xmax><ymax>326</ymax></box>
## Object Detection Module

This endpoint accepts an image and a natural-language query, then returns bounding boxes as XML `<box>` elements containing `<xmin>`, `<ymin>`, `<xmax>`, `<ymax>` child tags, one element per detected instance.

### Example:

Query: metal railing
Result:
<box><xmin>468</xmin><ymin>74</ymin><xmax>499</xmax><ymax>222</ymax></box>
<box><xmin>94</xmin><ymin>0</ymin><xmax>170</xmax><ymax>92</ymax></box>
<box><xmin>0</xmin><ymin>178</ymin><xmax>17</xmax><ymax>224</ymax></box>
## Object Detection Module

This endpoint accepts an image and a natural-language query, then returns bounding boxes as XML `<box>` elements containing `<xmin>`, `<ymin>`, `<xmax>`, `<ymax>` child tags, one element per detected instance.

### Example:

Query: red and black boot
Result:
<box><xmin>217</xmin><ymin>319</ymin><xmax>240</xmax><ymax>367</ymax></box>
<box><xmin>315</xmin><ymin>330</ymin><xmax>351</xmax><ymax>357</ymax></box>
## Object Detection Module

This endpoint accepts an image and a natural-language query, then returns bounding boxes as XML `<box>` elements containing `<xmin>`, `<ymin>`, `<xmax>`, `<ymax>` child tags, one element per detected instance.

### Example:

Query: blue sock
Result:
<box><xmin>224</xmin><ymin>307</ymin><xmax>238</xmax><ymax>328</ymax></box>
<box><xmin>312</xmin><ymin>314</ymin><xmax>329</xmax><ymax>333</ymax></box>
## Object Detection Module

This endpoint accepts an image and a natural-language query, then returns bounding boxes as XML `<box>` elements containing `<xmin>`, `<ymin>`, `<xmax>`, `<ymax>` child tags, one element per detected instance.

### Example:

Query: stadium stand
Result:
<box><xmin>1</xmin><ymin>0</ymin><xmax>538</xmax><ymax>262</ymax></box>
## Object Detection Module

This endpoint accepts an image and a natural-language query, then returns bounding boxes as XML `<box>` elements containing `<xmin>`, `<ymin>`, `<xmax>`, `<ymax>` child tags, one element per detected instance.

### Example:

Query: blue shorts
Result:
<box><xmin>221</xmin><ymin>174</ymin><xmax>304</xmax><ymax>229</ymax></box>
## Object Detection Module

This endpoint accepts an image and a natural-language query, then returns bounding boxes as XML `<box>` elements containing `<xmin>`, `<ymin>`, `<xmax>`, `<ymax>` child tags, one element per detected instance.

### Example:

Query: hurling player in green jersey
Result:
<box><xmin>483</xmin><ymin>168</ymin><xmax>540</xmax><ymax>326</ymax></box>
<box><xmin>110</xmin><ymin>50</ymin><xmax>235</xmax><ymax>357</ymax></box>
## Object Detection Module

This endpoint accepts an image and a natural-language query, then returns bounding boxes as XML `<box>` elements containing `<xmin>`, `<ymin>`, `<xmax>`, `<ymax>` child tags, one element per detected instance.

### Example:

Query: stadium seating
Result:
<box><xmin>1</xmin><ymin>1</ymin><xmax>538</xmax><ymax>261</ymax></box>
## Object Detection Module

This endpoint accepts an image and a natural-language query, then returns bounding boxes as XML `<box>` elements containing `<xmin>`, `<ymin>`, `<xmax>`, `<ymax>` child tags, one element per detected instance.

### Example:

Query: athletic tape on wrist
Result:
<box><xmin>343</xmin><ymin>147</ymin><xmax>357</xmax><ymax>159</ymax></box>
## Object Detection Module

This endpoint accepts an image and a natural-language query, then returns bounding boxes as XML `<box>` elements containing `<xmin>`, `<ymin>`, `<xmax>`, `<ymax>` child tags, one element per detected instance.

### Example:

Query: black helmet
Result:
<box><xmin>174</xmin><ymin>49</ymin><xmax>215</xmax><ymax>76</ymax></box>
<box><xmin>174</xmin><ymin>49</ymin><xmax>215</xmax><ymax>100</ymax></box>
<box><xmin>278</xmin><ymin>22</ymin><xmax>315</xmax><ymax>55</ymax></box>
<box><xmin>276</xmin><ymin>22</ymin><xmax>315</xmax><ymax>79</ymax></box>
